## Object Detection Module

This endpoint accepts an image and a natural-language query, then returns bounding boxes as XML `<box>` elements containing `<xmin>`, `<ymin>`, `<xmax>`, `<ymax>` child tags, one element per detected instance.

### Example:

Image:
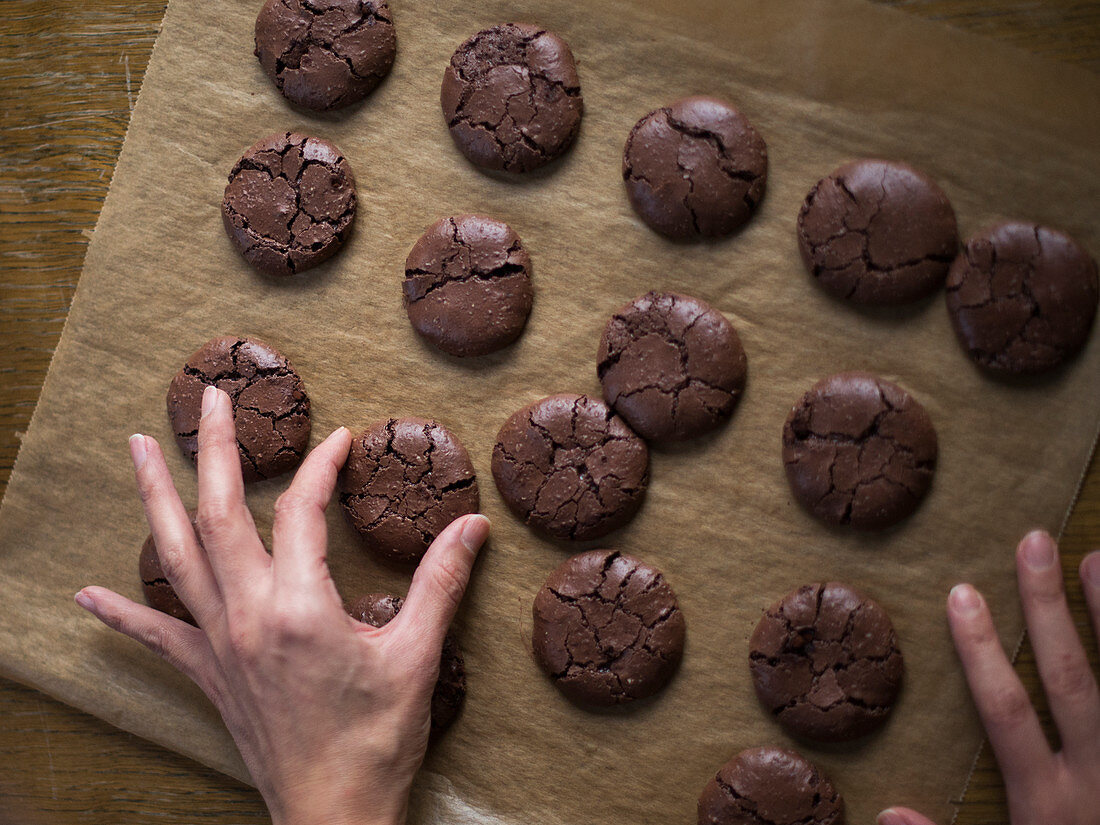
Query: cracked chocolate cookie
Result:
<box><xmin>598</xmin><ymin>292</ymin><xmax>747</xmax><ymax>441</ymax></box>
<box><xmin>623</xmin><ymin>96</ymin><xmax>767</xmax><ymax>240</ymax></box>
<box><xmin>697</xmin><ymin>746</ymin><xmax>844</xmax><ymax>825</ymax></box>
<box><xmin>348</xmin><ymin>593</ymin><xmax>466</xmax><ymax>734</ymax></box>
<box><xmin>749</xmin><ymin>582</ymin><xmax>903</xmax><ymax>742</ymax></box>
<box><xmin>492</xmin><ymin>394</ymin><xmax>649</xmax><ymax>541</ymax></box>
<box><xmin>798</xmin><ymin>159</ymin><xmax>958</xmax><ymax>305</ymax></box>
<box><xmin>404</xmin><ymin>215</ymin><xmax>534</xmax><ymax>357</ymax></box>
<box><xmin>254</xmin><ymin>0</ymin><xmax>396</xmax><ymax>111</ymax></box>
<box><xmin>338</xmin><ymin>418</ymin><xmax>479</xmax><ymax>564</ymax></box>
<box><xmin>782</xmin><ymin>372</ymin><xmax>936</xmax><ymax>530</ymax></box>
<box><xmin>532</xmin><ymin>549</ymin><xmax>685</xmax><ymax>707</ymax></box>
<box><xmin>441</xmin><ymin>23</ymin><xmax>583</xmax><ymax>174</ymax></box>
<box><xmin>946</xmin><ymin>221</ymin><xmax>1098</xmax><ymax>374</ymax></box>
<box><xmin>139</xmin><ymin>511</ymin><xmax>200</xmax><ymax>626</ymax></box>
<box><xmin>167</xmin><ymin>336</ymin><xmax>311</xmax><ymax>483</ymax></box>
<box><xmin>222</xmin><ymin>132</ymin><xmax>357</xmax><ymax>277</ymax></box>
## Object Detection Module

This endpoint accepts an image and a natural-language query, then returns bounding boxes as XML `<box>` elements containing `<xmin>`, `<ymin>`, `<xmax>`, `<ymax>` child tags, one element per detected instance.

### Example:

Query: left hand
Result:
<box><xmin>75</xmin><ymin>386</ymin><xmax>490</xmax><ymax>825</ymax></box>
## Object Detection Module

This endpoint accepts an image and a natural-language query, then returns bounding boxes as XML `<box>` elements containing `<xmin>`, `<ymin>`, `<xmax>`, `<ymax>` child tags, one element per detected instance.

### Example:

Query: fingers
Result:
<box><xmin>76</xmin><ymin>586</ymin><xmax>213</xmax><ymax>693</ymax></box>
<box><xmin>877</xmin><ymin>808</ymin><xmax>938</xmax><ymax>825</ymax></box>
<box><xmin>130</xmin><ymin>434</ymin><xmax>222</xmax><ymax>625</ymax></box>
<box><xmin>947</xmin><ymin>583</ymin><xmax>1052</xmax><ymax>792</ymax></box>
<box><xmin>272</xmin><ymin>426</ymin><xmax>351</xmax><ymax>597</ymax></box>
<box><xmin>1016</xmin><ymin>531</ymin><xmax>1099</xmax><ymax>762</ymax></box>
<box><xmin>396</xmin><ymin>514</ymin><xmax>490</xmax><ymax>658</ymax></box>
<box><xmin>1082</xmin><ymin>551</ymin><xmax>1100</xmax><ymax>654</ymax></box>
<box><xmin>195</xmin><ymin>386</ymin><xmax>270</xmax><ymax>595</ymax></box>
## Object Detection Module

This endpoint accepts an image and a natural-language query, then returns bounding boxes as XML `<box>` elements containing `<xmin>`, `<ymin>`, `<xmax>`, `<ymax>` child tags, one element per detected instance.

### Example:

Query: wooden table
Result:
<box><xmin>1</xmin><ymin>2</ymin><xmax>1097</xmax><ymax>822</ymax></box>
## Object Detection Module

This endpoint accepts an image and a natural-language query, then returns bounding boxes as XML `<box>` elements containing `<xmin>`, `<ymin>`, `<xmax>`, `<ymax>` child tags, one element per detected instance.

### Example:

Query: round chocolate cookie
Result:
<box><xmin>222</xmin><ymin>132</ymin><xmax>357</xmax><ymax>277</ymax></box>
<box><xmin>139</xmin><ymin>511</ymin><xmax>200</xmax><ymax>626</ymax></box>
<box><xmin>598</xmin><ymin>292</ymin><xmax>747</xmax><ymax>441</ymax></box>
<box><xmin>749</xmin><ymin>582</ymin><xmax>904</xmax><ymax>742</ymax></box>
<box><xmin>782</xmin><ymin>372</ymin><xmax>936</xmax><ymax>530</ymax></box>
<box><xmin>945</xmin><ymin>221</ymin><xmax>1099</xmax><ymax>374</ymax></box>
<box><xmin>532</xmin><ymin>550</ymin><xmax>685</xmax><ymax>707</ymax></box>
<box><xmin>440</xmin><ymin>23</ymin><xmax>583</xmax><ymax>174</ymax></box>
<box><xmin>404</xmin><ymin>215</ymin><xmax>534</xmax><ymax>357</ymax></box>
<box><xmin>338</xmin><ymin>418</ymin><xmax>479</xmax><ymax>564</ymax></box>
<box><xmin>491</xmin><ymin>394</ymin><xmax>649</xmax><ymax>541</ymax></box>
<box><xmin>698</xmin><ymin>746</ymin><xmax>844</xmax><ymax>825</ymax></box>
<box><xmin>167</xmin><ymin>336</ymin><xmax>311</xmax><ymax>483</ymax></box>
<box><xmin>254</xmin><ymin>0</ymin><xmax>396</xmax><ymax>111</ymax></box>
<box><xmin>622</xmin><ymin>96</ymin><xmax>767</xmax><ymax>240</ymax></box>
<box><xmin>797</xmin><ymin>159</ymin><xmax>958</xmax><ymax>304</ymax></box>
<box><xmin>348</xmin><ymin>593</ymin><xmax>466</xmax><ymax>734</ymax></box>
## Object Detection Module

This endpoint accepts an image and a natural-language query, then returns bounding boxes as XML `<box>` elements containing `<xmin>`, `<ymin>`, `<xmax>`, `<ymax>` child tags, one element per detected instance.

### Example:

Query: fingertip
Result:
<box><xmin>459</xmin><ymin>513</ymin><xmax>490</xmax><ymax>554</ymax></box>
<box><xmin>74</xmin><ymin>588</ymin><xmax>96</xmax><ymax>611</ymax></box>
<box><xmin>948</xmin><ymin>583</ymin><xmax>982</xmax><ymax>617</ymax></box>
<box><xmin>877</xmin><ymin>808</ymin><xmax>933</xmax><ymax>825</ymax></box>
<box><xmin>1018</xmin><ymin>529</ymin><xmax>1057</xmax><ymax>571</ymax></box>
<box><xmin>1082</xmin><ymin>551</ymin><xmax>1100</xmax><ymax>588</ymax></box>
<box><xmin>129</xmin><ymin>434</ymin><xmax>148</xmax><ymax>471</ymax></box>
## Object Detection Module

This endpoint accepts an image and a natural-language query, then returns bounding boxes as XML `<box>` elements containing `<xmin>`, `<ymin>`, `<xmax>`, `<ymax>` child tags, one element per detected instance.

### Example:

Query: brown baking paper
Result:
<box><xmin>1</xmin><ymin>0</ymin><xmax>1098</xmax><ymax>822</ymax></box>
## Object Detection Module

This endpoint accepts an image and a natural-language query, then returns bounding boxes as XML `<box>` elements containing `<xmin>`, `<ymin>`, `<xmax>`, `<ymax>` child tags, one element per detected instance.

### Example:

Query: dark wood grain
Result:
<box><xmin>0</xmin><ymin>2</ymin><xmax>1097</xmax><ymax>823</ymax></box>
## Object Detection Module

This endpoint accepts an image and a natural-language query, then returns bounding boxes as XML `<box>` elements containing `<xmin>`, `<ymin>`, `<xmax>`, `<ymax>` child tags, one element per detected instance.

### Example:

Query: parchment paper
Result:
<box><xmin>1</xmin><ymin>0</ymin><xmax>1098</xmax><ymax>822</ymax></box>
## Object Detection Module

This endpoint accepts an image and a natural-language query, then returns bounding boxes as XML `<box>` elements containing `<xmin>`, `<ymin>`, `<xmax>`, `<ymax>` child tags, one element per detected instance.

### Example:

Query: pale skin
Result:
<box><xmin>75</xmin><ymin>386</ymin><xmax>1099</xmax><ymax>825</ymax></box>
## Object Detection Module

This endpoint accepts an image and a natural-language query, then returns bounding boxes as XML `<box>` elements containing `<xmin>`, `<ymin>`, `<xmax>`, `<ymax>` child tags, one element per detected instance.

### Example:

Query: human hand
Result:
<box><xmin>878</xmin><ymin>531</ymin><xmax>1100</xmax><ymax>825</ymax></box>
<box><xmin>75</xmin><ymin>386</ymin><xmax>491</xmax><ymax>825</ymax></box>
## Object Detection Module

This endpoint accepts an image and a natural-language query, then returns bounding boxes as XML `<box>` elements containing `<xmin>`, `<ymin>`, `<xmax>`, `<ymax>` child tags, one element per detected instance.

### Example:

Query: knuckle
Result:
<box><xmin>140</xmin><ymin>622</ymin><xmax>174</xmax><ymax>660</ymax></box>
<box><xmin>268</xmin><ymin>601</ymin><xmax>321</xmax><ymax>640</ymax></box>
<box><xmin>196</xmin><ymin>415</ymin><xmax>232</xmax><ymax>451</ymax></box>
<box><xmin>1026</xmin><ymin>579</ymin><xmax>1065</xmax><ymax>607</ymax></box>
<box><xmin>431</xmin><ymin>559</ymin><xmax>468</xmax><ymax>609</ymax></box>
<box><xmin>197</xmin><ymin>500</ymin><xmax>236</xmax><ymax>539</ymax></box>
<box><xmin>1042</xmin><ymin>653</ymin><xmax>1097</xmax><ymax>703</ymax></box>
<box><xmin>274</xmin><ymin>490</ymin><xmax>311</xmax><ymax>519</ymax></box>
<box><xmin>982</xmin><ymin>685</ymin><xmax>1034</xmax><ymax>729</ymax></box>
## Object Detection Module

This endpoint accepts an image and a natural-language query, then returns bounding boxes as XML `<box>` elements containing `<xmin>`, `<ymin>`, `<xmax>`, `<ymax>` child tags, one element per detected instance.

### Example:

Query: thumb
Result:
<box><xmin>878</xmin><ymin>808</ymin><xmax>939</xmax><ymax>825</ymax></box>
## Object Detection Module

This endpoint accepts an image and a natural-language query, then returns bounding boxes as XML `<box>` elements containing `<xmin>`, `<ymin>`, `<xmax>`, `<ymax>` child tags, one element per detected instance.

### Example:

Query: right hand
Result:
<box><xmin>878</xmin><ymin>531</ymin><xmax>1100</xmax><ymax>825</ymax></box>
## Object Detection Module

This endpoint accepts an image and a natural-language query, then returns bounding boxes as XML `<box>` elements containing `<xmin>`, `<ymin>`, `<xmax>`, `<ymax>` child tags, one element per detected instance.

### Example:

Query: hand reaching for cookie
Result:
<box><xmin>879</xmin><ymin>532</ymin><xmax>1100</xmax><ymax>825</ymax></box>
<box><xmin>74</xmin><ymin>386</ymin><xmax>490</xmax><ymax>825</ymax></box>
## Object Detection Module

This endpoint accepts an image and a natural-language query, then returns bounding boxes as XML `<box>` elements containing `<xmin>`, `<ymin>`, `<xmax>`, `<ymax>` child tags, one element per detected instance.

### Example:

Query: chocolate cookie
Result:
<box><xmin>222</xmin><ymin>132</ymin><xmax>356</xmax><ymax>277</ymax></box>
<box><xmin>167</xmin><ymin>336</ymin><xmax>311</xmax><ymax>483</ymax></box>
<box><xmin>440</xmin><ymin>23</ymin><xmax>583</xmax><ymax>174</ymax></box>
<box><xmin>749</xmin><ymin>582</ymin><xmax>904</xmax><ymax>742</ymax></box>
<box><xmin>797</xmin><ymin>159</ymin><xmax>958</xmax><ymax>304</ymax></box>
<box><xmin>623</xmin><ymin>96</ymin><xmax>767</xmax><ymax>240</ymax></box>
<box><xmin>491</xmin><ymin>394</ymin><xmax>649</xmax><ymax>541</ymax></box>
<box><xmin>782</xmin><ymin>373</ymin><xmax>936</xmax><ymax>529</ymax></box>
<box><xmin>946</xmin><ymin>221</ymin><xmax>1099</xmax><ymax>374</ymax></box>
<box><xmin>532</xmin><ymin>550</ymin><xmax>685</xmax><ymax>707</ymax></box>
<box><xmin>598</xmin><ymin>292</ymin><xmax>747</xmax><ymax>441</ymax></box>
<box><xmin>254</xmin><ymin>0</ymin><xmax>396</xmax><ymax>111</ymax></box>
<box><xmin>698</xmin><ymin>746</ymin><xmax>844</xmax><ymax>825</ymax></box>
<box><xmin>139</xmin><ymin>511</ymin><xmax>200</xmax><ymax>626</ymax></box>
<box><xmin>338</xmin><ymin>418</ymin><xmax>479</xmax><ymax>564</ymax></box>
<box><xmin>404</xmin><ymin>215</ymin><xmax>534</xmax><ymax>357</ymax></box>
<box><xmin>348</xmin><ymin>593</ymin><xmax>466</xmax><ymax>734</ymax></box>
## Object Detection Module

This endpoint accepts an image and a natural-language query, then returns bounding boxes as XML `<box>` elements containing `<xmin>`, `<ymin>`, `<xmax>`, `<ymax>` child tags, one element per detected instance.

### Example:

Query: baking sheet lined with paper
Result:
<box><xmin>0</xmin><ymin>0</ymin><xmax>1098</xmax><ymax>823</ymax></box>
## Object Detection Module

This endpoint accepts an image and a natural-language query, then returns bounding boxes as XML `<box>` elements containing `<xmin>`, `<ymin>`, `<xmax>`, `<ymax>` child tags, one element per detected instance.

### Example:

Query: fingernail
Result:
<box><xmin>128</xmin><ymin>434</ymin><xmax>147</xmax><ymax>470</ymax></box>
<box><xmin>328</xmin><ymin>425</ymin><xmax>349</xmax><ymax>441</ymax></box>
<box><xmin>201</xmin><ymin>385</ymin><xmax>218</xmax><ymax>418</ymax></box>
<box><xmin>1020</xmin><ymin>530</ymin><xmax>1056</xmax><ymax>570</ymax></box>
<box><xmin>948</xmin><ymin>583</ymin><xmax>982</xmax><ymax>615</ymax></box>
<box><xmin>1082</xmin><ymin>552</ymin><xmax>1100</xmax><ymax>588</ymax></box>
<box><xmin>74</xmin><ymin>590</ymin><xmax>95</xmax><ymax>611</ymax></box>
<box><xmin>460</xmin><ymin>514</ymin><xmax>491</xmax><ymax>553</ymax></box>
<box><xmin>876</xmin><ymin>810</ymin><xmax>906</xmax><ymax>825</ymax></box>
